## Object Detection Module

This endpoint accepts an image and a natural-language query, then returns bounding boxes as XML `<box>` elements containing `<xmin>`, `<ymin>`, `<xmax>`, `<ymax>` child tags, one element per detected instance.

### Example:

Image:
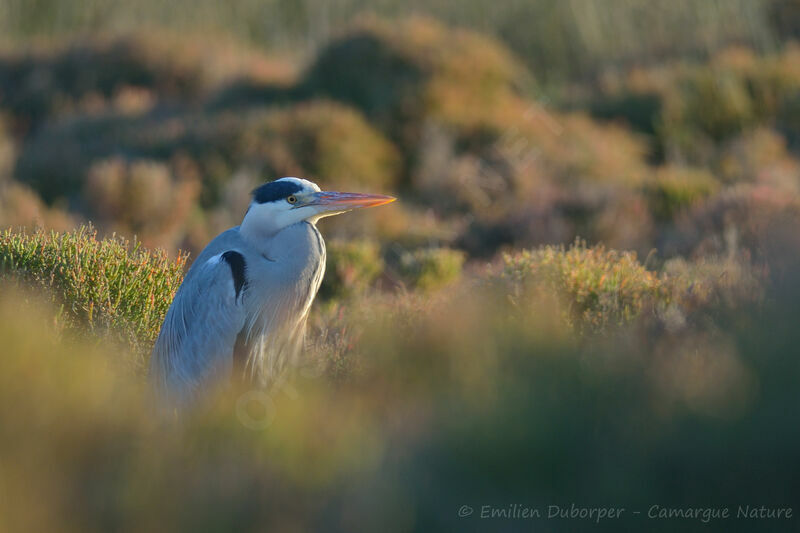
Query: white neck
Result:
<box><xmin>239</xmin><ymin>202</ymin><xmax>319</xmax><ymax>251</ymax></box>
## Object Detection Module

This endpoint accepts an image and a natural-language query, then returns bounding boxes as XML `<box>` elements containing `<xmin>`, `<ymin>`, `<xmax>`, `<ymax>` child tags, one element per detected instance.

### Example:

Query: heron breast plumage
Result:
<box><xmin>149</xmin><ymin>221</ymin><xmax>325</xmax><ymax>403</ymax></box>
<box><xmin>238</xmin><ymin>221</ymin><xmax>326</xmax><ymax>385</ymax></box>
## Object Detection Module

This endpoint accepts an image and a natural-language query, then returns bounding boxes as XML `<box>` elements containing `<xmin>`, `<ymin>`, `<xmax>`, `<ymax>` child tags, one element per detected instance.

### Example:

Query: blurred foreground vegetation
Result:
<box><xmin>1</xmin><ymin>1</ymin><xmax>800</xmax><ymax>531</ymax></box>
<box><xmin>0</xmin><ymin>224</ymin><xmax>798</xmax><ymax>532</ymax></box>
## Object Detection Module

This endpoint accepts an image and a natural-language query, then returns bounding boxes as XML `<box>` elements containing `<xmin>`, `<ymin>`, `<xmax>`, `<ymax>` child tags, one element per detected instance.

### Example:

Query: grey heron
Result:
<box><xmin>149</xmin><ymin>177</ymin><xmax>395</xmax><ymax>405</ymax></box>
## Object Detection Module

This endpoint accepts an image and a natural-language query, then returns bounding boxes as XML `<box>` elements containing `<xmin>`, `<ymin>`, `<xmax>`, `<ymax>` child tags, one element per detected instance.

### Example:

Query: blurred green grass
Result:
<box><xmin>0</xmin><ymin>227</ymin><xmax>185</xmax><ymax>358</ymax></box>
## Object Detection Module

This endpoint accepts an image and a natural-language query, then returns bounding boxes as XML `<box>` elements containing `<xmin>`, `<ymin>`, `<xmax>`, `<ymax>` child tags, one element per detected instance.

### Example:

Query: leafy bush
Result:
<box><xmin>305</xmin><ymin>16</ymin><xmax>643</xmax><ymax>200</ymax></box>
<box><xmin>84</xmin><ymin>157</ymin><xmax>201</xmax><ymax>250</ymax></box>
<box><xmin>716</xmin><ymin>128</ymin><xmax>800</xmax><ymax>191</ymax></box>
<box><xmin>238</xmin><ymin>100</ymin><xmax>401</xmax><ymax>190</ymax></box>
<box><xmin>0</xmin><ymin>226</ymin><xmax>185</xmax><ymax>356</ymax></box>
<box><xmin>6</xmin><ymin>20</ymin><xmax>656</xmax><ymax>261</ymax></box>
<box><xmin>300</xmin><ymin>18</ymin><xmax>655</xmax><ymax>259</ymax></box>
<box><xmin>665</xmin><ymin>184</ymin><xmax>800</xmax><ymax>258</ymax></box>
<box><xmin>663</xmin><ymin>62</ymin><xmax>757</xmax><ymax>143</ymax></box>
<box><xmin>589</xmin><ymin>46</ymin><xmax>800</xmax><ymax>163</ymax></box>
<box><xmin>502</xmin><ymin>240</ymin><xmax>668</xmax><ymax>330</ymax></box>
<box><xmin>2</xmin><ymin>111</ymin><xmax>64</xmax><ymax>231</ymax></box>
<box><xmin>0</xmin><ymin>31</ymin><xmax>293</xmax><ymax>134</ymax></box>
<box><xmin>663</xmin><ymin>252</ymin><xmax>764</xmax><ymax>314</ymax></box>
<box><xmin>304</xmin><ymin>16</ymin><xmax>531</xmax><ymax>149</ymax></box>
<box><xmin>319</xmin><ymin>239</ymin><xmax>384</xmax><ymax>300</ymax></box>
<box><xmin>5</xmin><ymin>17</ymin><xmax>800</xmax><ymax>276</ymax></box>
<box><xmin>645</xmin><ymin>166</ymin><xmax>720</xmax><ymax>222</ymax></box>
<box><xmin>398</xmin><ymin>247</ymin><xmax>465</xmax><ymax>292</ymax></box>
<box><xmin>14</xmin><ymin>112</ymin><xmax>167</xmax><ymax>203</ymax></box>
<box><xmin>15</xmin><ymin>100</ymin><xmax>398</xmax><ymax>218</ymax></box>
<box><xmin>0</xmin><ymin>181</ymin><xmax>76</xmax><ymax>231</ymax></box>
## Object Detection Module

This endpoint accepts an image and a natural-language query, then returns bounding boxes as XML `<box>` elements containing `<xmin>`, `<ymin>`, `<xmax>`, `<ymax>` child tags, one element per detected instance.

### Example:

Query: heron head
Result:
<box><xmin>241</xmin><ymin>177</ymin><xmax>395</xmax><ymax>237</ymax></box>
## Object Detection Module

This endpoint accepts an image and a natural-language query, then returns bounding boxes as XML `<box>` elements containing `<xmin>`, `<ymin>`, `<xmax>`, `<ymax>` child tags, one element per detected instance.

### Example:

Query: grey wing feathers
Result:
<box><xmin>149</xmin><ymin>251</ymin><xmax>248</xmax><ymax>404</ymax></box>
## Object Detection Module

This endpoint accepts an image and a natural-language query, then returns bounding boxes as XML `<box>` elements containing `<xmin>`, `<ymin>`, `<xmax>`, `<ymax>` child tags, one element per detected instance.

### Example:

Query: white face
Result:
<box><xmin>240</xmin><ymin>176</ymin><xmax>396</xmax><ymax>239</ymax></box>
<box><xmin>242</xmin><ymin>178</ymin><xmax>321</xmax><ymax>238</ymax></box>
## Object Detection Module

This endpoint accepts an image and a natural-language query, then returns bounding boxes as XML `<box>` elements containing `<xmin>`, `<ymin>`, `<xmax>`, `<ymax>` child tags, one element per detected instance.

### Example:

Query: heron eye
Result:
<box><xmin>287</xmin><ymin>195</ymin><xmax>297</xmax><ymax>204</ymax></box>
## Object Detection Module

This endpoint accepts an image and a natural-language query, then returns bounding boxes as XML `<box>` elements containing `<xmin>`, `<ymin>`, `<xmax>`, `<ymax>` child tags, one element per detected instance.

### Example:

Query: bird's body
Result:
<box><xmin>149</xmin><ymin>177</ymin><xmax>394</xmax><ymax>406</ymax></box>
<box><xmin>150</xmin><ymin>221</ymin><xmax>325</xmax><ymax>403</ymax></box>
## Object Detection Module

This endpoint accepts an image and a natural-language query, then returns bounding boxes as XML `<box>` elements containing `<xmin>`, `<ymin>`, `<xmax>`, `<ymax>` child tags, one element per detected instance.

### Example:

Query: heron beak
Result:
<box><xmin>309</xmin><ymin>191</ymin><xmax>396</xmax><ymax>213</ymax></box>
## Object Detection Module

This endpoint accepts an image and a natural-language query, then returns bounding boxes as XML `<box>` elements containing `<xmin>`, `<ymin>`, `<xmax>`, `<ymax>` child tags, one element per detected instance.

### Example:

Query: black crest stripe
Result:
<box><xmin>221</xmin><ymin>251</ymin><xmax>247</xmax><ymax>299</ymax></box>
<box><xmin>252</xmin><ymin>180</ymin><xmax>303</xmax><ymax>204</ymax></box>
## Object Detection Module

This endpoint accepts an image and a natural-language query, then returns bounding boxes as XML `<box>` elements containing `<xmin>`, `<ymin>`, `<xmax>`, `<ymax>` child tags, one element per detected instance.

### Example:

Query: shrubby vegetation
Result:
<box><xmin>84</xmin><ymin>157</ymin><xmax>201</xmax><ymax>251</ymax></box>
<box><xmin>645</xmin><ymin>166</ymin><xmax>720</xmax><ymax>222</ymax></box>
<box><xmin>303</xmin><ymin>16</ymin><xmax>531</xmax><ymax>145</ymax></box>
<box><xmin>319</xmin><ymin>239</ymin><xmax>384</xmax><ymax>300</ymax></box>
<box><xmin>502</xmin><ymin>242</ymin><xmax>666</xmax><ymax>330</ymax></box>
<box><xmin>397</xmin><ymin>247</ymin><xmax>465</xmax><ymax>292</ymax></box>
<box><xmin>0</xmin><ymin>226</ymin><xmax>795</xmax><ymax>531</ymax></box>
<box><xmin>0</xmin><ymin>31</ymin><xmax>294</xmax><ymax>133</ymax></box>
<box><xmin>0</xmin><ymin>227</ymin><xmax>762</xmax><ymax>361</ymax></box>
<box><xmin>0</xmin><ymin>0</ymin><xmax>782</xmax><ymax>84</ymax></box>
<box><xmin>237</xmin><ymin>100</ymin><xmax>401</xmax><ymax>191</ymax></box>
<box><xmin>587</xmin><ymin>46</ymin><xmax>800</xmax><ymax>163</ymax></box>
<box><xmin>1</xmin><ymin>5</ymin><xmax>800</xmax><ymax>531</ymax></box>
<box><xmin>0</xmin><ymin>227</ymin><xmax>185</xmax><ymax>357</ymax></box>
<box><xmin>4</xmin><ymin>15</ymin><xmax>798</xmax><ymax>264</ymax></box>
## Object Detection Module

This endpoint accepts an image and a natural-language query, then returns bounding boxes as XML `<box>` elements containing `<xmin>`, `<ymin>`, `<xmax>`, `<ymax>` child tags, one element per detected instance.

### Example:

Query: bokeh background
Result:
<box><xmin>1</xmin><ymin>1</ymin><xmax>799</xmax><ymax>532</ymax></box>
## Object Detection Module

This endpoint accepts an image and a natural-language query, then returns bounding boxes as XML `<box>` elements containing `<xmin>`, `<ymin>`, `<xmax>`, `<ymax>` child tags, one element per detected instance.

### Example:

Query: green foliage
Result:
<box><xmin>0</xmin><ymin>0</ymin><xmax>778</xmax><ymax>85</ymax></box>
<box><xmin>0</xmin><ymin>6</ymin><xmax>799</xmax><ymax>530</ymax></box>
<box><xmin>645</xmin><ymin>166</ymin><xmax>720</xmax><ymax>221</ymax></box>
<box><xmin>84</xmin><ymin>157</ymin><xmax>201</xmax><ymax>250</ymax></box>
<box><xmin>239</xmin><ymin>100</ymin><xmax>401</xmax><ymax>190</ymax></box>
<box><xmin>663</xmin><ymin>253</ymin><xmax>764</xmax><ymax>312</ymax></box>
<box><xmin>13</xmin><ymin>99</ymin><xmax>398</xmax><ymax>211</ymax></box>
<box><xmin>587</xmin><ymin>91</ymin><xmax>663</xmax><ymax>135</ymax></box>
<box><xmin>590</xmin><ymin>46</ymin><xmax>800</xmax><ymax>164</ymax></box>
<box><xmin>0</xmin><ymin>31</ymin><xmax>291</xmax><ymax>134</ymax></box>
<box><xmin>667</xmin><ymin>66</ymin><xmax>756</xmax><ymax>142</ymax></box>
<box><xmin>717</xmin><ymin>128</ymin><xmax>800</xmax><ymax>190</ymax></box>
<box><xmin>300</xmin><ymin>17</ymin><xmax>654</xmax><ymax>260</ymax></box>
<box><xmin>0</xmin><ymin>114</ymin><xmax>13</xmax><ymax>180</ymax></box>
<box><xmin>304</xmin><ymin>16</ymin><xmax>530</xmax><ymax>148</ymax></box>
<box><xmin>319</xmin><ymin>239</ymin><xmax>384</xmax><ymax>300</ymax></box>
<box><xmin>0</xmin><ymin>181</ymin><xmax>75</xmax><ymax>231</ymax></box>
<box><xmin>0</xmin><ymin>240</ymin><xmax>795</xmax><ymax>531</ymax></box>
<box><xmin>10</xmin><ymin>18</ymin><xmax>787</xmax><ymax>262</ymax></box>
<box><xmin>398</xmin><ymin>247</ymin><xmax>465</xmax><ymax>292</ymax></box>
<box><xmin>0</xmin><ymin>226</ymin><xmax>185</xmax><ymax>356</ymax></box>
<box><xmin>502</xmin><ymin>240</ymin><xmax>667</xmax><ymax>330</ymax></box>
